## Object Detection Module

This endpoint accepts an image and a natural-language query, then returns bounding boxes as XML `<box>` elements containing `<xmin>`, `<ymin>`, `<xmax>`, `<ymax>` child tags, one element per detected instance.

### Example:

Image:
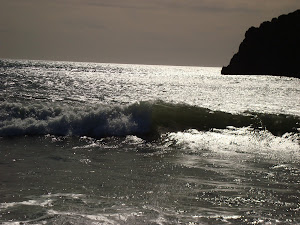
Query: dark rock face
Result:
<box><xmin>222</xmin><ymin>10</ymin><xmax>300</xmax><ymax>78</ymax></box>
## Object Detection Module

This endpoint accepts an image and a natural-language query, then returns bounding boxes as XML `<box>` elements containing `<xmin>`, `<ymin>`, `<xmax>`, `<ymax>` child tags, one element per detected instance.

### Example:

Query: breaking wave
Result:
<box><xmin>0</xmin><ymin>101</ymin><xmax>299</xmax><ymax>138</ymax></box>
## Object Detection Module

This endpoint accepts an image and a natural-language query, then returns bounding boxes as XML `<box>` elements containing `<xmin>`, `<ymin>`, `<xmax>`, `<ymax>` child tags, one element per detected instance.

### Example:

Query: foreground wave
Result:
<box><xmin>0</xmin><ymin>101</ymin><xmax>299</xmax><ymax>138</ymax></box>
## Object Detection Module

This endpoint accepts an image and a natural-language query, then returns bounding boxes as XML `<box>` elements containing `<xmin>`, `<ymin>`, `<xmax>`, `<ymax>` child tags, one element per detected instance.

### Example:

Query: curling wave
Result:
<box><xmin>0</xmin><ymin>101</ymin><xmax>299</xmax><ymax>138</ymax></box>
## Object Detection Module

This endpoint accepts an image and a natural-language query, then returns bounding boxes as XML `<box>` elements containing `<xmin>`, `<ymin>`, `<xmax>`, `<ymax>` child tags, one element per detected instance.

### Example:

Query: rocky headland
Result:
<box><xmin>221</xmin><ymin>10</ymin><xmax>300</xmax><ymax>78</ymax></box>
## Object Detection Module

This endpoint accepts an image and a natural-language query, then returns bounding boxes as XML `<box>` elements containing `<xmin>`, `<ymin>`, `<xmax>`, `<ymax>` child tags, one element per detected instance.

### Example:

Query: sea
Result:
<box><xmin>0</xmin><ymin>59</ymin><xmax>299</xmax><ymax>225</ymax></box>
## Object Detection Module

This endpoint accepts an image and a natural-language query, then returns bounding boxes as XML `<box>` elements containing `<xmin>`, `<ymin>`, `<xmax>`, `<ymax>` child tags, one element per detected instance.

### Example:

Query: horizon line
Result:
<box><xmin>0</xmin><ymin>57</ymin><xmax>224</xmax><ymax>68</ymax></box>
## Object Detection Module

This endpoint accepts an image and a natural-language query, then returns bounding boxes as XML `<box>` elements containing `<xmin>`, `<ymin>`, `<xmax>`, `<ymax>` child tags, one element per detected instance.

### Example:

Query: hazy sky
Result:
<box><xmin>1</xmin><ymin>0</ymin><xmax>299</xmax><ymax>66</ymax></box>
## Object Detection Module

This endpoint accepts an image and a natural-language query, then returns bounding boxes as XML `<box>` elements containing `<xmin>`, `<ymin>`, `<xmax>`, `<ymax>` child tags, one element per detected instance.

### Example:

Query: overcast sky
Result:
<box><xmin>0</xmin><ymin>0</ymin><xmax>299</xmax><ymax>66</ymax></box>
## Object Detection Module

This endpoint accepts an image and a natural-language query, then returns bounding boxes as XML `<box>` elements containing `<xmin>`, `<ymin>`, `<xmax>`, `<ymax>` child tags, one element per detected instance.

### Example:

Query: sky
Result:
<box><xmin>0</xmin><ymin>0</ymin><xmax>299</xmax><ymax>66</ymax></box>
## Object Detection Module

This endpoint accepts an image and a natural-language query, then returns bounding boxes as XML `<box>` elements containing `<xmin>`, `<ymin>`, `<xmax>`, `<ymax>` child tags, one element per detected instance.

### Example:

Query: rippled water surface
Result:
<box><xmin>1</xmin><ymin>59</ymin><xmax>299</xmax><ymax>115</ymax></box>
<box><xmin>0</xmin><ymin>59</ymin><xmax>299</xmax><ymax>224</ymax></box>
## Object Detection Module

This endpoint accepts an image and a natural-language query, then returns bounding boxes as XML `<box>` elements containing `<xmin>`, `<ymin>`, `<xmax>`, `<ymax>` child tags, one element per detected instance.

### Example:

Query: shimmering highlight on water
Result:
<box><xmin>0</xmin><ymin>59</ymin><xmax>299</xmax><ymax>224</ymax></box>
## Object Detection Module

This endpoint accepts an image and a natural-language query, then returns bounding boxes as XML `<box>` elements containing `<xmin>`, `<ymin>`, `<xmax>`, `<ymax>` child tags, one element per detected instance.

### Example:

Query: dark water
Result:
<box><xmin>0</xmin><ymin>59</ymin><xmax>299</xmax><ymax>224</ymax></box>
<box><xmin>1</xmin><ymin>134</ymin><xmax>299</xmax><ymax>224</ymax></box>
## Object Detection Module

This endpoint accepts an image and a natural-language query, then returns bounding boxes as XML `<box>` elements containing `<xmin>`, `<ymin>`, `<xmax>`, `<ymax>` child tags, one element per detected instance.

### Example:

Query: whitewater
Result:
<box><xmin>0</xmin><ymin>59</ymin><xmax>299</xmax><ymax>224</ymax></box>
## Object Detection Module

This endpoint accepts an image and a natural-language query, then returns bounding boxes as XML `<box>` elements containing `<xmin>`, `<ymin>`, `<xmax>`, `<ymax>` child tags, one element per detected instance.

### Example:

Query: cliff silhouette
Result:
<box><xmin>221</xmin><ymin>10</ymin><xmax>300</xmax><ymax>78</ymax></box>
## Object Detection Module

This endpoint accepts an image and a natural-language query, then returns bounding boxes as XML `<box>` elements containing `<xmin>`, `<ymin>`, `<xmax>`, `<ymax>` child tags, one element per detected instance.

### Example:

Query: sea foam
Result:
<box><xmin>0</xmin><ymin>101</ymin><xmax>299</xmax><ymax>138</ymax></box>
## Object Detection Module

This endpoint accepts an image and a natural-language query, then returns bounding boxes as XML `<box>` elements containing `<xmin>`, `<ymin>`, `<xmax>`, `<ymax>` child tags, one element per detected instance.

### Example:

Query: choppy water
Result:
<box><xmin>0</xmin><ymin>59</ymin><xmax>299</xmax><ymax>224</ymax></box>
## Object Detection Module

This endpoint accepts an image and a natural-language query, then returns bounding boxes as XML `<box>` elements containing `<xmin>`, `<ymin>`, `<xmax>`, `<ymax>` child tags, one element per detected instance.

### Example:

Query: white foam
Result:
<box><xmin>41</xmin><ymin>193</ymin><xmax>85</xmax><ymax>199</ymax></box>
<box><xmin>165</xmin><ymin>128</ymin><xmax>300</xmax><ymax>161</ymax></box>
<box><xmin>47</xmin><ymin>209</ymin><xmax>144</xmax><ymax>225</ymax></box>
<box><xmin>0</xmin><ymin>199</ymin><xmax>53</xmax><ymax>209</ymax></box>
<box><xmin>124</xmin><ymin>135</ymin><xmax>145</xmax><ymax>145</ymax></box>
<box><xmin>0</xmin><ymin>102</ymin><xmax>150</xmax><ymax>138</ymax></box>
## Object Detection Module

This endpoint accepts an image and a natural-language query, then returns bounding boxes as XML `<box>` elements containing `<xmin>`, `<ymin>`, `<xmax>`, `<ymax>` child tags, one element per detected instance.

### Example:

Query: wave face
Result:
<box><xmin>0</xmin><ymin>101</ymin><xmax>299</xmax><ymax>138</ymax></box>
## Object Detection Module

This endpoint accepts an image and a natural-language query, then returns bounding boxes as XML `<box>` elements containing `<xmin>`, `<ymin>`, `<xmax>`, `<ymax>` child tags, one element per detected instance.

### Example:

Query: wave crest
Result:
<box><xmin>0</xmin><ymin>101</ymin><xmax>299</xmax><ymax>138</ymax></box>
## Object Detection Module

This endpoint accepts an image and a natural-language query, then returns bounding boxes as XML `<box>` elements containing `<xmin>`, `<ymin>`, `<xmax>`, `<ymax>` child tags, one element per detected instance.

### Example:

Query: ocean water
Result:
<box><xmin>0</xmin><ymin>59</ymin><xmax>299</xmax><ymax>224</ymax></box>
